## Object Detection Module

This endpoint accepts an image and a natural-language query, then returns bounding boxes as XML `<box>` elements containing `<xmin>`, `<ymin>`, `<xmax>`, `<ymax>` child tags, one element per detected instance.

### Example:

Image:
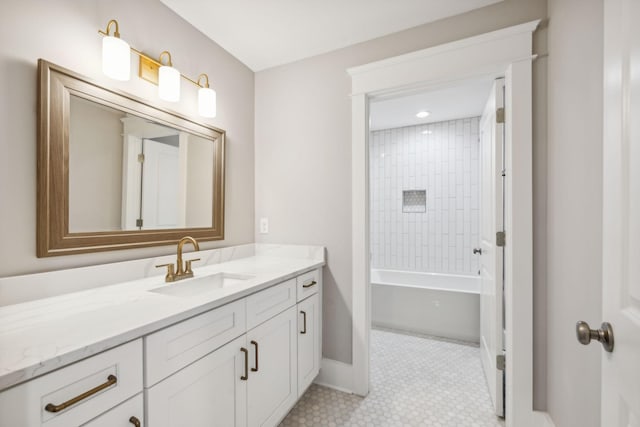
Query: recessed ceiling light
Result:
<box><xmin>422</xmin><ymin>130</ymin><xmax>432</xmax><ymax>135</ymax></box>
<box><xmin>416</xmin><ymin>111</ymin><xmax>430</xmax><ymax>118</ymax></box>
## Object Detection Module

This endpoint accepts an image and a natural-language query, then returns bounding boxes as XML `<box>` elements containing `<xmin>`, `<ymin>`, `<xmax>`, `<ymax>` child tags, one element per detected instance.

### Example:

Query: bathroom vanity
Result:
<box><xmin>0</xmin><ymin>244</ymin><xmax>324</xmax><ymax>427</ymax></box>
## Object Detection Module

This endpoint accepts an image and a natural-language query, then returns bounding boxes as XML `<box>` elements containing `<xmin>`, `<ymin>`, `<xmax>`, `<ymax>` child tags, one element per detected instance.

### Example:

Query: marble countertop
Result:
<box><xmin>0</xmin><ymin>247</ymin><xmax>324</xmax><ymax>391</ymax></box>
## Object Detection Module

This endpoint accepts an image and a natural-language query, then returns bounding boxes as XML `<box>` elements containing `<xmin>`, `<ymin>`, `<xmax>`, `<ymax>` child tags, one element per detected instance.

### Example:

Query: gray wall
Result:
<box><xmin>254</xmin><ymin>0</ymin><xmax>548</xmax><ymax>410</ymax></box>
<box><xmin>0</xmin><ymin>0</ymin><xmax>255</xmax><ymax>277</ymax></box>
<box><xmin>546</xmin><ymin>0</ymin><xmax>603</xmax><ymax>426</ymax></box>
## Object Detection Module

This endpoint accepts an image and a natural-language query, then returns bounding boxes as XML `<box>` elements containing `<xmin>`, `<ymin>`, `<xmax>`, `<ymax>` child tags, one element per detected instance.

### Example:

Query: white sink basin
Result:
<box><xmin>149</xmin><ymin>273</ymin><xmax>254</xmax><ymax>297</ymax></box>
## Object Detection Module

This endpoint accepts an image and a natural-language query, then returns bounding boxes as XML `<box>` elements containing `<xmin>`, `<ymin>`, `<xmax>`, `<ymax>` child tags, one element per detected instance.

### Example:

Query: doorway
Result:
<box><xmin>348</xmin><ymin>20</ymin><xmax>542</xmax><ymax>427</ymax></box>
<box><xmin>367</xmin><ymin>76</ymin><xmax>506</xmax><ymax>422</ymax></box>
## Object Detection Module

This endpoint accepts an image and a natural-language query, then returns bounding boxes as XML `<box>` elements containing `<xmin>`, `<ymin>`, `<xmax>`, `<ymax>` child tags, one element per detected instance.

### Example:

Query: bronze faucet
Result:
<box><xmin>156</xmin><ymin>236</ymin><xmax>201</xmax><ymax>282</ymax></box>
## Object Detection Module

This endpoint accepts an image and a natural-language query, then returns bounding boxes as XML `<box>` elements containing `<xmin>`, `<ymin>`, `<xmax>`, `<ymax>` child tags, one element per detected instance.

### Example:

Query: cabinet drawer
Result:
<box><xmin>82</xmin><ymin>393</ymin><xmax>143</xmax><ymax>427</ymax></box>
<box><xmin>296</xmin><ymin>269</ymin><xmax>320</xmax><ymax>302</ymax></box>
<box><xmin>145</xmin><ymin>299</ymin><xmax>246</xmax><ymax>387</ymax></box>
<box><xmin>0</xmin><ymin>339</ymin><xmax>142</xmax><ymax>427</ymax></box>
<box><xmin>246</xmin><ymin>279</ymin><xmax>297</xmax><ymax>329</ymax></box>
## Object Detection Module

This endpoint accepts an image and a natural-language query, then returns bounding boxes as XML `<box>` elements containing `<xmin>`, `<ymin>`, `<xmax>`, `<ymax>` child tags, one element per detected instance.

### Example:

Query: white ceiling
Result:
<box><xmin>369</xmin><ymin>77</ymin><xmax>496</xmax><ymax>131</ymax></box>
<box><xmin>160</xmin><ymin>0</ymin><xmax>502</xmax><ymax>71</ymax></box>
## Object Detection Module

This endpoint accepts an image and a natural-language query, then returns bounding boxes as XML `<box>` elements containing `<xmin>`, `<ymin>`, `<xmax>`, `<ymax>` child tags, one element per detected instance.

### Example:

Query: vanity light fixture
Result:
<box><xmin>98</xmin><ymin>19</ymin><xmax>216</xmax><ymax>116</ymax></box>
<box><xmin>157</xmin><ymin>51</ymin><xmax>180</xmax><ymax>102</ymax></box>
<box><xmin>197</xmin><ymin>74</ymin><xmax>217</xmax><ymax>118</ymax></box>
<box><xmin>416</xmin><ymin>111</ymin><xmax>430</xmax><ymax>118</ymax></box>
<box><xmin>101</xmin><ymin>20</ymin><xmax>130</xmax><ymax>81</ymax></box>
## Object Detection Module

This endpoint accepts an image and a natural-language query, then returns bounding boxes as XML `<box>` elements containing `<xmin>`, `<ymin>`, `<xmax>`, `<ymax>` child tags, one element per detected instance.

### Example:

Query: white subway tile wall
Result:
<box><xmin>370</xmin><ymin>117</ymin><xmax>481</xmax><ymax>276</ymax></box>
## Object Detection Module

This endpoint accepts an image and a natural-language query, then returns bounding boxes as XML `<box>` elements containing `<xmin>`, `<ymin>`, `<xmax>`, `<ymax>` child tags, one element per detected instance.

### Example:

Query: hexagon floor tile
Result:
<box><xmin>280</xmin><ymin>328</ymin><xmax>505</xmax><ymax>426</ymax></box>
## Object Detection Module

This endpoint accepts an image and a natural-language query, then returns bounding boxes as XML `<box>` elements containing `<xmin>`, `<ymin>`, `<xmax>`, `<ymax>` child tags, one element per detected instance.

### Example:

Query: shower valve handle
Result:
<box><xmin>473</xmin><ymin>248</ymin><xmax>482</xmax><ymax>255</ymax></box>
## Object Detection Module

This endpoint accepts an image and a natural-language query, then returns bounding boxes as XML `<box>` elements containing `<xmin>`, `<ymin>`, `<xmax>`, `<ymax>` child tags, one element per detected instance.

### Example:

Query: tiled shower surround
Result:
<box><xmin>370</xmin><ymin>117</ymin><xmax>481</xmax><ymax>276</ymax></box>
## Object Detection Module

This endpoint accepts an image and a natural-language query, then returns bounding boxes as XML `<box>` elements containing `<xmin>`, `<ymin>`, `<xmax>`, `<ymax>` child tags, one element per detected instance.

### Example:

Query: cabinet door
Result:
<box><xmin>82</xmin><ymin>393</ymin><xmax>143</xmax><ymax>427</ymax></box>
<box><xmin>247</xmin><ymin>306</ymin><xmax>297</xmax><ymax>427</ymax></box>
<box><xmin>297</xmin><ymin>293</ymin><xmax>320</xmax><ymax>396</ymax></box>
<box><xmin>146</xmin><ymin>335</ymin><xmax>248</xmax><ymax>427</ymax></box>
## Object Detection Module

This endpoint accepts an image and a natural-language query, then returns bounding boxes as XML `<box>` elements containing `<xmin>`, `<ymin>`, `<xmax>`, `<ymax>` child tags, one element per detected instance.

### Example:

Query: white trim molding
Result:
<box><xmin>348</xmin><ymin>20</ymin><xmax>540</xmax><ymax>427</ymax></box>
<box><xmin>533</xmin><ymin>411</ymin><xmax>556</xmax><ymax>427</ymax></box>
<box><xmin>313</xmin><ymin>358</ymin><xmax>354</xmax><ymax>394</ymax></box>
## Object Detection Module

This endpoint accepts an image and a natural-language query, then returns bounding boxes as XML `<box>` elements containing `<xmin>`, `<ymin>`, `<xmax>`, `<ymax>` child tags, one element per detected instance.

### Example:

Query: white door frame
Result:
<box><xmin>348</xmin><ymin>21</ymin><xmax>541</xmax><ymax>427</ymax></box>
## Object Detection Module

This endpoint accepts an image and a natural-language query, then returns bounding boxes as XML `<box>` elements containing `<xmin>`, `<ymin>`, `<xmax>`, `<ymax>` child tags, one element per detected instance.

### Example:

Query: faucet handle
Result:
<box><xmin>156</xmin><ymin>263</ymin><xmax>176</xmax><ymax>282</ymax></box>
<box><xmin>184</xmin><ymin>258</ymin><xmax>201</xmax><ymax>275</ymax></box>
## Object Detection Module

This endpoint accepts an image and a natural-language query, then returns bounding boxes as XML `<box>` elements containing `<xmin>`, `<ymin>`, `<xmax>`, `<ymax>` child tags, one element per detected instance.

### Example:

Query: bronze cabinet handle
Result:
<box><xmin>129</xmin><ymin>416</ymin><xmax>141</xmax><ymax>427</ymax></box>
<box><xmin>302</xmin><ymin>280</ymin><xmax>317</xmax><ymax>289</ymax></box>
<box><xmin>250</xmin><ymin>340</ymin><xmax>259</xmax><ymax>372</ymax></box>
<box><xmin>240</xmin><ymin>347</ymin><xmax>249</xmax><ymax>380</ymax></box>
<box><xmin>300</xmin><ymin>311</ymin><xmax>307</xmax><ymax>334</ymax></box>
<box><xmin>44</xmin><ymin>374</ymin><xmax>117</xmax><ymax>413</ymax></box>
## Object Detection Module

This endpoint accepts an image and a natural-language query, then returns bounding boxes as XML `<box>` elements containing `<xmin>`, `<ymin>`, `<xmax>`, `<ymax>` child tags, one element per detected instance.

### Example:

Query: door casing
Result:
<box><xmin>348</xmin><ymin>20</ymin><xmax>542</xmax><ymax>427</ymax></box>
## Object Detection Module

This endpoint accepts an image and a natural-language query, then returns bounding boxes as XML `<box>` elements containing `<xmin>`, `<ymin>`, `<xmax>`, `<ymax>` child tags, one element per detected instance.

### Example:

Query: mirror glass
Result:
<box><xmin>68</xmin><ymin>96</ymin><xmax>214</xmax><ymax>232</ymax></box>
<box><xmin>37</xmin><ymin>59</ymin><xmax>225</xmax><ymax>257</ymax></box>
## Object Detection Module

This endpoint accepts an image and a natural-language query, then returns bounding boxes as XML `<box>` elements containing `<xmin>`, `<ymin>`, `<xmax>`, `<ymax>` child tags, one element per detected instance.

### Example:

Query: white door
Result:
<box><xmin>146</xmin><ymin>335</ymin><xmax>248</xmax><ymax>427</ymax></box>
<box><xmin>601</xmin><ymin>0</ymin><xmax>640</xmax><ymax>424</ymax></box>
<box><xmin>479</xmin><ymin>78</ymin><xmax>505</xmax><ymax>417</ymax></box>
<box><xmin>297</xmin><ymin>293</ymin><xmax>320</xmax><ymax>397</ymax></box>
<box><xmin>141</xmin><ymin>138</ymin><xmax>180</xmax><ymax>229</ymax></box>
<box><xmin>247</xmin><ymin>306</ymin><xmax>297</xmax><ymax>427</ymax></box>
<box><xmin>121</xmin><ymin>135</ymin><xmax>143</xmax><ymax>230</ymax></box>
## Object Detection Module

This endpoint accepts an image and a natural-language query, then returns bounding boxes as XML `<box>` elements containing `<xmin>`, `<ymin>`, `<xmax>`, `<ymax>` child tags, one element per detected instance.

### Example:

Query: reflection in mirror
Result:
<box><xmin>68</xmin><ymin>96</ymin><xmax>214</xmax><ymax>232</ymax></box>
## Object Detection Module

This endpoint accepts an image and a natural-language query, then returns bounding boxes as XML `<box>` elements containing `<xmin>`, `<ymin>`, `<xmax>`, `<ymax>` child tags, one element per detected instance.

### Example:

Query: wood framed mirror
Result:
<box><xmin>37</xmin><ymin>59</ymin><xmax>225</xmax><ymax>257</ymax></box>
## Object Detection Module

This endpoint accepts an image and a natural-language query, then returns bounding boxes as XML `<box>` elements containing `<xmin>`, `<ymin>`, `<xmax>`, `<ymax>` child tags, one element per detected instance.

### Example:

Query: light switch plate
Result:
<box><xmin>259</xmin><ymin>218</ymin><xmax>269</xmax><ymax>234</ymax></box>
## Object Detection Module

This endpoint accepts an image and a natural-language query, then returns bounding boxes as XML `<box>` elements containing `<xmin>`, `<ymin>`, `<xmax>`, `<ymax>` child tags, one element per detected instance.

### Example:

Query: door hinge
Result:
<box><xmin>496</xmin><ymin>107</ymin><xmax>505</xmax><ymax>124</ymax></box>
<box><xmin>496</xmin><ymin>231</ymin><xmax>506</xmax><ymax>247</ymax></box>
<box><xmin>137</xmin><ymin>153</ymin><xmax>145</xmax><ymax>163</ymax></box>
<box><xmin>497</xmin><ymin>354</ymin><xmax>506</xmax><ymax>371</ymax></box>
<box><xmin>136</xmin><ymin>218</ymin><xmax>143</xmax><ymax>227</ymax></box>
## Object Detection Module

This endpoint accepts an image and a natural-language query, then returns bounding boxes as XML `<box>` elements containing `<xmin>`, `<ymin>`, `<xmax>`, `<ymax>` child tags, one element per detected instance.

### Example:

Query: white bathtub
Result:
<box><xmin>371</xmin><ymin>269</ymin><xmax>480</xmax><ymax>343</ymax></box>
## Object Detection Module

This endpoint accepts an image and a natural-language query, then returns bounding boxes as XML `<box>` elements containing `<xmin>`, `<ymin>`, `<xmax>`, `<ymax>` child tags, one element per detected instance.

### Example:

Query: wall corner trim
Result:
<box><xmin>532</xmin><ymin>411</ymin><xmax>556</xmax><ymax>427</ymax></box>
<box><xmin>313</xmin><ymin>358</ymin><xmax>354</xmax><ymax>394</ymax></box>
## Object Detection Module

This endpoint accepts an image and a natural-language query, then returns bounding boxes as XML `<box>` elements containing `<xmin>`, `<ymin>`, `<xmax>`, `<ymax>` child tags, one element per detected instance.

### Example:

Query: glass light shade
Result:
<box><xmin>102</xmin><ymin>36</ymin><xmax>130</xmax><ymax>81</ymax></box>
<box><xmin>198</xmin><ymin>87</ymin><xmax>217</xmax><ymax>118</ymax></box>
<box><xmin>159</xmin><ymin>66</ymin><xmax>180</xmax><ymax>102</ymax></box>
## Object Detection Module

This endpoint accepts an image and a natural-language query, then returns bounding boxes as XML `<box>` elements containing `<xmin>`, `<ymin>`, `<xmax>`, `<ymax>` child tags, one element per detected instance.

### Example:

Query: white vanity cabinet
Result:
<box><xmin>0</xmin><ymin>339</ymin><xmax>143</xmax><ymax>427</ymax></box>
<box><xmin>0</xmin><ymin>268</ymin><xmax>322</xmax><ymax>427</ymax></box>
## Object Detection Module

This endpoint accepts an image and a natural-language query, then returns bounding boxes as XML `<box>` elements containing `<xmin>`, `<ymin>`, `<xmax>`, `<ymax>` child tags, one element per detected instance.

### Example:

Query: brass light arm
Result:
<box><xmin>102</xmin><ymin>19</ymin><xmax>120</xmax><ymax>38</ymax></box>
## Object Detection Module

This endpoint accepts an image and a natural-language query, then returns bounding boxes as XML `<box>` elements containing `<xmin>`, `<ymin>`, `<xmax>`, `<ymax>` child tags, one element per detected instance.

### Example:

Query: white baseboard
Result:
<box><xmin>532</xmin><ymin>411</ymin><xmax>555</xmax><ymax>427</ymax></box>
<box><xmin>313</xmin><ymin>358</ymin><xmax>354</xmax><ymax>394</ymax></box>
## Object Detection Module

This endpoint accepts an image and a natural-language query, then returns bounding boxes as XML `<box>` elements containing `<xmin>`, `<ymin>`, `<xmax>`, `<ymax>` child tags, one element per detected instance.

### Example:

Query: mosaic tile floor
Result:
<box><xmin>280</xmin><ymin>328</ymin><xmax>504</xmax><ymax>427</ymax></box>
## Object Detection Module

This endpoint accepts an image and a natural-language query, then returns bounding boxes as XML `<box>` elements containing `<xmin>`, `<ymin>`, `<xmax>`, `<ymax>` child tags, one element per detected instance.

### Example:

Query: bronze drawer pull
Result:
<box><xmin>251</xmin><ymin>340</ymin><xmax>259</xmax><ymax>372</ymax></box>
<box><xmin>302</xmin><ymin>280</ymin><xmax>317</xmax><ymax>289</ymax></box>
<box><xmin>240</xmin><ymin>347</ymin><xmax>249</xmax><ymax>380</ymax></box>
<box><xmin>300</xmin><ymin>311</ymin><xmax>307</xmax><ymax>334</ymax></box>
<box><xmin>129</xmin><ymin>416</ymin><xmax>141</xmax><ymax>427</ymax></box>
<box><xmin>44</xmin><ymin>374</ymin><xmax>117</xmax><ymax>413</ymax></box>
